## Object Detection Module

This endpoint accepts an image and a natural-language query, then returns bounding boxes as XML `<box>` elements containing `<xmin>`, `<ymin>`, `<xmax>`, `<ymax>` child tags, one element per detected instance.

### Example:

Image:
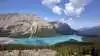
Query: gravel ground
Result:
<box><xmin>0</xmin><ymin>49</ymin><xmax>57</xmax><ymax>56</ymax></box>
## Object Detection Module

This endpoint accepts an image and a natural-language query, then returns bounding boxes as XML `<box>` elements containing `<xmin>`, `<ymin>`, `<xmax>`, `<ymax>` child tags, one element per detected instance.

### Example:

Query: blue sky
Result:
<box><xmin>0</xmin><ymin>0</ymin><xmax>100</xmax><ymax>29</ymax></box>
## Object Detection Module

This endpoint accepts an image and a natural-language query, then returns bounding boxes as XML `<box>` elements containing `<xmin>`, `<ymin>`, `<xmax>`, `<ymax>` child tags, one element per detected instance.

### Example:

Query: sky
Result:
<box><xmin>0</xmin><ymin>0</ymin><xmax>100</xmax><ymax>29</ymax></box>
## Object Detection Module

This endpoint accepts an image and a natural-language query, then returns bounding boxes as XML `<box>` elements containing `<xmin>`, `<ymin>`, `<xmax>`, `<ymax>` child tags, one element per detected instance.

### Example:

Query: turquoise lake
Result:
<box><xmin>12</xmin><ymin>35</ymin><xmax>85</xmax><ymax>46</ymax></box>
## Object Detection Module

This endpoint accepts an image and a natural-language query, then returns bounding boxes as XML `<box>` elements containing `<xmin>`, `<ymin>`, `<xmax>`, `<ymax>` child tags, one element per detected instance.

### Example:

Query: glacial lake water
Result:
<box><xmin>11</xmin><ymin>35</ymin><xmax>84</xmax><ymax>46</ymax></box>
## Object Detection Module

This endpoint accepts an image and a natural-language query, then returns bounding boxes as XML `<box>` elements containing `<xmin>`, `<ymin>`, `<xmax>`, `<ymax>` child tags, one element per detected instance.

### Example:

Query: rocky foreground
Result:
<box><xmin>0</xmin><ymin>49</ymin><xmax>57</xmax><ymax>56</ymax></box>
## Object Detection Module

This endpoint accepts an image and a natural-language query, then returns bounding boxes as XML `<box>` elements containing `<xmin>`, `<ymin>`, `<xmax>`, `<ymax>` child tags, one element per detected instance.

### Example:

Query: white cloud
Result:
<box><xmin>64</xmin><ymin>0</ymin><xmax>92</xmax><ymax>17</ymax></box>
<box><xmin>75</xmin><ymin>7</ymin><xmax>84</xmax><ymax>17</ymax></box>
<box><xmin>44</xmin><ymin>17</ymin><xmax>56</xmax><ymax>21</ymax></box>
<box><xmin>42</xmin><ymin>0</ymin><xmax>61</xmax><ymax>8</ymax></box>
<box><xmin>58</xmin><ymin>18</ymin><xmax>66</xmax><ymax>23</ymax></box>
<box><xmin>64</xmin><ymin>3</ymin><xmax>75</xmax><ymax>16</ymax></box>
<box><xmin>44</xmin><ymin>17</ymin><xmax>48</xmax><ymax>20</ymax></box>
<box><xmin>42</xmin><ymin>0</ymin><xmax>92</xmax><ymax>18</ymax></box>
<box><xmin>58</xmin><ymin>18</ymin><xmax>74</xmax><ymax>26</ymax></box>
<box><xmin>52</xmin><ymin>6</ymin><xmax>62</xmax><ymax>15</ymax></box>
<box><xmin>70</xmin><ymin>0</ymin><xmax>92</xmax><ymax>7</ymax></box>
<box><xmin>42</xmin><ymin>0</ymin><xmax>62</xmax><ymax>15</ymax></box>
<box><xmin>66</xmin><ymin>18</ymin><xmax>74</xmax><ymax>26</ymax></box>
<box><xmin>42</xmin><ymin>0</ymin><xmax>61</xmax><ymax>5</ymax></box>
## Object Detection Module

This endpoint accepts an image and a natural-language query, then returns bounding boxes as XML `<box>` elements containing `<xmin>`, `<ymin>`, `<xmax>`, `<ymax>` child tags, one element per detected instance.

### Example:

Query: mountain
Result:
<box><xmin>0</xmin><ymin>13</ymin><xmax>80</xmax><ymax>38</ymax></box>
<box><xmin>49</xmin><ymin>21</ymin><xmax>78</xmax><ymax>35</ymax></box>
<box><xmin>0</xmin><ymin>13</ymin><xmax>60</xmax><ymax>37</ymax></box>
<box><xmin>77</xmin><ymin>26</ymin><xmax>100</xmax><ymax>37</ymax></box>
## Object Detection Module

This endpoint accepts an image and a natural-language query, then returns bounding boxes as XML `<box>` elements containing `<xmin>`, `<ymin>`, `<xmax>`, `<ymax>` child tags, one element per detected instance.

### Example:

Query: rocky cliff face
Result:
<box><xmin>0</xmin><ymin>13</ymin><xmax>58</xmax><ymax>37</ymax></box>
<box><xmin>50</xmin><ymin>21</ymin><xmax>76</xmax><ymax>35</ymax></box>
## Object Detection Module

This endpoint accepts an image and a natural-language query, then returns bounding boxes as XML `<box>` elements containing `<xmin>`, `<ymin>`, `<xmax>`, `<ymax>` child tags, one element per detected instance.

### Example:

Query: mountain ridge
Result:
<box><xmin>0</xmin><ymin>13</ymin><xmax>59</xmax><ymax>37</ymax></box>
<box><xmin>77</xmin><ymin>25</ymin><xmax>100</xmax><ymax>37</ymax></box>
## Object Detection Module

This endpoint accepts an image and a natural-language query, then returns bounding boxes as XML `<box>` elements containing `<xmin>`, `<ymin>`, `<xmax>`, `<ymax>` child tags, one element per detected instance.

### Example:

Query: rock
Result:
<box><xmin>0</xmin><ymin>49</ymin><xmax>57</xmax><ymax>56</ymax></box>
<box><xmin>50</xmin><ymin>21</ymin><xmax>76</xmax><ymax>35</ymax></box>
<box><xmin>20</xmin><ymin>49</ymin><xmax>57</xmax><ymax>56</ymax></box>
<box><xmin>0</xmin><ymin>13</ymin><xmax>59</xmax><ymax>38</ymax></box>
<box><xmin>0</xmin><ymin>50</ymin><xmax>19</xmax><ymax>56</ymax></box>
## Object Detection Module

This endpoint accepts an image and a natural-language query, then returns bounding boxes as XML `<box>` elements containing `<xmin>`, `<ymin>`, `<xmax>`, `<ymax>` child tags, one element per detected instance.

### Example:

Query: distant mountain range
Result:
<box><xmin>50</xmin><ymin>21</ymin><xmax>100</xmax><ymax>37</ymax></box>
<box><xmin>77</xmin><ymin>26</ymin><xmax>100</xmax><ymax>37</ymax></box>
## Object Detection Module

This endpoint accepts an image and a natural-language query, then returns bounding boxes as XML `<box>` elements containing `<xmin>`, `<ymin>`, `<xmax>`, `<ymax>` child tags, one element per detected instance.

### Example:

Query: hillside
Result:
<box><xmin>0</xmin><ymin>13</ymin><xmax>60</xmax><ymax>37</ymax></box>
<box><xmin>49</xmin><ymin>21</ymin><xmax>77</xmax><ymax>35</ymax></box>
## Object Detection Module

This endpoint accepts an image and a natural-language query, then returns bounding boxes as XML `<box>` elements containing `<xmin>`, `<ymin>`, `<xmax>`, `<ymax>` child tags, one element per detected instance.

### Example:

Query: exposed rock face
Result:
<box><xmin>50</xmin><ymin>21</ymin><xmax>76</xmax><ymax>35</ymax></box>
<box><xmin>0</xmin><ymin>13</ymin><xmax>58</xmax><ymax>37</ymax></box>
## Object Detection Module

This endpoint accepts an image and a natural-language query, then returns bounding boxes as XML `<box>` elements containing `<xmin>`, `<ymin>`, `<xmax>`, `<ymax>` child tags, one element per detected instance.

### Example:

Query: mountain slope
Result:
<box><xmin>50</xmin><ymin>21</ymin><xmax>78</xmax><ymax>35</ymax></box>
<box><xmin>77</xmin><ymin>26</ymin><xmax>100</xmax><ymax>36</ymax></box>
<box><xmin>0</xmin><ymin>13</ymin><xmax>59</xmax><ymax>37</ymax></box>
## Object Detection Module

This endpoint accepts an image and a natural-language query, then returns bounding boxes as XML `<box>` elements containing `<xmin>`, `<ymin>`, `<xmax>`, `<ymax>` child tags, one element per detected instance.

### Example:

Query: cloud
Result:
<box><xmin>64</xmin><ymin>3</ymin><xmax>75</xmax><ymax>16</ymax></box>
<box><xmin>59</xmin><ymin>18</ymin><xmax>73</xmax><ymax>23</ymax></box>
<box><xmin>70</xmin><ymin>0</ymin><xmax>92</xmax><ymax>7</ymax></box>
<box><xmin>42</xmin><ymin>0</ymin><xmax>62</xmax><ymax>15</ymax></box>
<box><xmin>58</xmin><ymin>18</ymin><xmax>74</xmax><ymax>26</ymax></box>
<box><xmin>42</xmin><ymin>0</ymin><xmax>61</xmax><ymax>8</ymax></box>
<box><xmin>44</xmin><ymin>17</ymin><xmax>55</xmax><ymax>21</ymax></box>
<box><xmin>64</xmin><ymin>0</ymin><xmax>92</xmax><ymax>17</ymax></box>
<box><xmin>52</xmin><ymin>6</ymin><xmax>62</xmax><ymax>15</ymax></box>
<box><xmin>42</xmin><ymin>0</ymin><xmax>92</xmax><ymax>21</ymax></box>
<box><xmin>44</xmin><ymin>17</ymin><xmax>48</xmax><ymax>20</ymax></box>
